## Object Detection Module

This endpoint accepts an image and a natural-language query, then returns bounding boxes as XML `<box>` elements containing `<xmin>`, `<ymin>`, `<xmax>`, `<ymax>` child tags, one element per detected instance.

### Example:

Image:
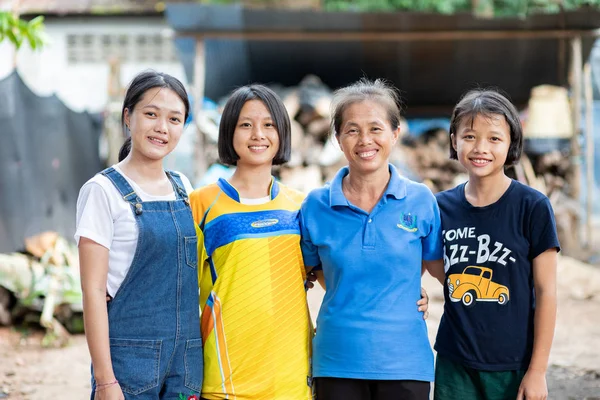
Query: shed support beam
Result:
<box><xmin>193</xmin><ymin>37</ymin><xmax>207</xmax><ymax>181</ymax></box>
<box><xmin>179</xmin><ymin>28</ymin><xmax>600</xmax><ymax>42</ymax></box>
<box><xmin>584</xmin><ymin>62</ymin><xmax>595</xmax><ymax>248</ymax></box>
<box><xmin>569</xmin><ymin>36</ymin><xmax>583</xmax><ymax>245</ymax></box>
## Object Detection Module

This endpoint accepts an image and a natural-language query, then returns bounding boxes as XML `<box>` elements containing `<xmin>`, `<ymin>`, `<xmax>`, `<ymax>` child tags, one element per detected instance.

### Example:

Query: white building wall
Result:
<box><xmin>0</xmin><ymin>16</ymin><xmax>187</xmax><ymax>112</ymax></box>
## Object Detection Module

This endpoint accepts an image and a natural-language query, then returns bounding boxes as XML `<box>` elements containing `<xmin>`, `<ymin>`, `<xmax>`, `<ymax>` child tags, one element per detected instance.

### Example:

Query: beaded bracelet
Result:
<box><xmin>95</xmin><ymin>380</ymin><xmax>118</xmax><ymax>391</ymax></box>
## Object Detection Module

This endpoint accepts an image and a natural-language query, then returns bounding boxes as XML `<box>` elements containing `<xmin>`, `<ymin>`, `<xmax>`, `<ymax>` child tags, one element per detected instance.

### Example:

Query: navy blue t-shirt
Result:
<box><xmin>434</xmin><ymin>180</ymin><xmax>560</xmax><ymax>371</ymax></box>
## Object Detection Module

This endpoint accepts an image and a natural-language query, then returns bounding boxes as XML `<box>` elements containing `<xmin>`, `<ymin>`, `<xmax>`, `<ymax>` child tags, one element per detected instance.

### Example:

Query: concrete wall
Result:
<box><xmin>0</xmin><ymin>16</ymin><xmax>187</xmax><ymax>112</ymax></box>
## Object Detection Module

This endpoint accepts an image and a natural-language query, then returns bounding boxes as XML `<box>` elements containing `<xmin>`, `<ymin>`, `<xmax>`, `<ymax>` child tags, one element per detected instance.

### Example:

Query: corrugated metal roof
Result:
<box><xmin>166</xmin><ymin>3</ymin><xmax>600</xmax><ymax>33</ymax></box>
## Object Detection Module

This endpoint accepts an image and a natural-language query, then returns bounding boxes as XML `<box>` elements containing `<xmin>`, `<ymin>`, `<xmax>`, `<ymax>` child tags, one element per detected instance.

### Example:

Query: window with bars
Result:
<box><xmin>66</xmin><ymin>33</ymin><xmax>178</xmax><ymax>64</ymax></box>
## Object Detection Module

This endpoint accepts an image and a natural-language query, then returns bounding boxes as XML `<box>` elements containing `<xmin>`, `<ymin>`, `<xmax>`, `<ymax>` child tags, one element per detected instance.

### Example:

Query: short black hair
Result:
<box><xmin>118</xmin><ymin>70</ymin><xmax>189</xmax><ymax>162</ymax></box>
<box><xmin>449</xmin><ymin>89</ymin><xmax>523</xmax><ymax>166</ymax></box>
<box><xmin>218</xmin><ymin>84</ymin><xmax>291</xmax><ymax>166</ymax></box>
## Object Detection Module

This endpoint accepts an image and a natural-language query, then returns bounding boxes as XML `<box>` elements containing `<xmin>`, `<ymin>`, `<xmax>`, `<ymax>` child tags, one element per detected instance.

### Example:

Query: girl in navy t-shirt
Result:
<box><xmin>426</xmin><ymin>89</ymin><xmax>560</xmax><ymax>400</ymax></box>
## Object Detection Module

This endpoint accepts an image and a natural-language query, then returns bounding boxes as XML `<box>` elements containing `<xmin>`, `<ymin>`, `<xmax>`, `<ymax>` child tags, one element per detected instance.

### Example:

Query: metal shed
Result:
<box><xmin>165</xmin><ymin>4</ymin><xmax>600</xmax><ymax>245</ymax></box>
<box><xmin>165</xmin><ymin>4</ymin><xmax>600</xmax><ymax>112</ymax></box>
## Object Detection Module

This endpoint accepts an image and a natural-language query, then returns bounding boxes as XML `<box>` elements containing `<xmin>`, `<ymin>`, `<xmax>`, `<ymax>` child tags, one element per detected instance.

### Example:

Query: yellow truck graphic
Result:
<box><xmin>447</xmin><ymin>266</ymin><xmax>509</xmax><ymax>308</ymax></box>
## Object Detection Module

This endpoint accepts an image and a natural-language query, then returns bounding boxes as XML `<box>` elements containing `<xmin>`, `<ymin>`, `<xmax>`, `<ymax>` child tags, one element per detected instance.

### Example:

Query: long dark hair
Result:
<box><xmin>118</xmin><ymin>70</ymin><xmax>190</xmax><ymax>162</ymax></box>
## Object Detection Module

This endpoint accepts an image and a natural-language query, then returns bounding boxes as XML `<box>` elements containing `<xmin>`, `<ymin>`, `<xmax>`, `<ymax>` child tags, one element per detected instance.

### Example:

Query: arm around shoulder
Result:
<box><xmin>298</xmin><ymin>199</ymin><xmax>322</xmax><ymax>270</ymax></box>
<box><xmin>423</xmin><ymin>259</ymin><xmax>445</xmax><ymax>285</ymax></box>
<box><xmin>299</xmin><ymin>194</ymin><xmax>325</xmax><ymax>289</ymax></box>
<box><xmin>421</xmin><ymin>186</ymin><xmax>445</xmax><ymax>284</ymax></box>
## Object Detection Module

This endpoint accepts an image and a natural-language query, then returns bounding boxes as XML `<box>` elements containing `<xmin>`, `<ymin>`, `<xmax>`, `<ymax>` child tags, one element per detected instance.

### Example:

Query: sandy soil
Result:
<box><xmin>0</xmin><ymin>256</ymin><xmax>599</xmax><ymax>399</ymax></box>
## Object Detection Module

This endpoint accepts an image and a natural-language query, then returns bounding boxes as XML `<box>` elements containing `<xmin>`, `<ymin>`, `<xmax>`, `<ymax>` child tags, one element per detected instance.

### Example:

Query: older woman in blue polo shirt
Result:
<box><xmin>300</xmin><ymin>78</ymin><xmax>444</xmax><ymax>400</ymax></box>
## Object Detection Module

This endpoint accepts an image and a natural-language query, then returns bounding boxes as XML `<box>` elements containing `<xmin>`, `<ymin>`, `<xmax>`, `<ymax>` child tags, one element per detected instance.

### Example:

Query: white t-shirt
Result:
<box><xmin>239</xmin><ymin>195</ymin><xmax>270</xmax><ymax>205</ymax></box>
<box><xmin>75</xmin><ymin>165</ymin><xmax>194</xmax><ymax>297</ymax></box>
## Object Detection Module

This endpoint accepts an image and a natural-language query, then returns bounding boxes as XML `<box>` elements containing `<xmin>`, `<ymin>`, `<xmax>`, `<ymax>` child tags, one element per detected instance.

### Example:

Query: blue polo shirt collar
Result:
<box><xmin>329</xmin><ymin>164</ymin><xmax>407</xmax><ymax>207</ymax></box>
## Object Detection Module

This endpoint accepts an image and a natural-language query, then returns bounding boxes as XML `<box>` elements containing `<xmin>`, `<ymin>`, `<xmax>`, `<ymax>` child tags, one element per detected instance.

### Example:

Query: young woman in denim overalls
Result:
<box><xmin>76</xmin><ymin>71</ymin><xmax>202</xmax><ymax>400</ymax></box>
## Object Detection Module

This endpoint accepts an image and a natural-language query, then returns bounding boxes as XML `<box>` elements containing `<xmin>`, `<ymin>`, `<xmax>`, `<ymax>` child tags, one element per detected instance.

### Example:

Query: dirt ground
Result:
<box><xmin>1</xmin><ymin>255</ymin><xmax>599</xmax><ymax>399</ymax></box>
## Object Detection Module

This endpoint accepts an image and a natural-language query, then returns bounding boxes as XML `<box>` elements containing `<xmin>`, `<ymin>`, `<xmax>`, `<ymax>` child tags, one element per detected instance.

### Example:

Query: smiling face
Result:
<box><xmin>124</xmin><ymin>87</ymin><xmax>186</xmax><ymax>162</ymax></box>
<box><xmin>232</xmin><ymin>99</ymin><xmax>280</xmax><ymax>168</ymax></box>
<box><xmin>452</xmin><ymin>113</ymin><xmax>511</xmax><ymax>181</ymax></box>
<box><xmin>336</xmin><ymin>100</ymin><xmax>399</xmax><ymax>176</ymax></box>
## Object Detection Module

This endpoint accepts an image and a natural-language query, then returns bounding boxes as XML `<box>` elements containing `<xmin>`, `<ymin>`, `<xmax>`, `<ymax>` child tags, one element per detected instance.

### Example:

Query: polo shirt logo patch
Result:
<box><xmin>251</xmin><ymin>218</ymin><xmax>279</xmax><ymax>228</ymax></box>
<box><xmin>397</xmin><ymin>213</ymin><xmax>417</xmax><ymax>232</ymax></box>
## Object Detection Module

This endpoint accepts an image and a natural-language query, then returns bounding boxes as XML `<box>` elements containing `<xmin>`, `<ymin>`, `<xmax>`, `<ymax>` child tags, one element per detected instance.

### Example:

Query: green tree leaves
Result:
<box><xmin>0</xmin><ymin>12</ymin><xmax>47</xmax><ymax>50</ymax></box>
<box><xmin>323</xmin><ymin>0</ymin><xmax>469</xmax><ymax>13</ymax></box>
<box><xmin>198</xmin><ymin>0</ymin><xmax>600</xmax><ymax>16</ymax></box>
<box><xmin>322</xmin><ymin>0</ymin><xmax>600</xmax><ymax>15</ymax></box>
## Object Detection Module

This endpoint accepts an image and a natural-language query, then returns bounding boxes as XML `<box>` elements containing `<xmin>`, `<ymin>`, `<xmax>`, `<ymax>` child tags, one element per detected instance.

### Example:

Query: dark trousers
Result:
<box><xmin>433</xmin><ymin>355</ymin><xmax>526</xmax><ymax>400</ymax></box>
<box><xmin>316</xmin><ymin>377</ymin><xmax>430</xmax><ymax>400</ymax></box>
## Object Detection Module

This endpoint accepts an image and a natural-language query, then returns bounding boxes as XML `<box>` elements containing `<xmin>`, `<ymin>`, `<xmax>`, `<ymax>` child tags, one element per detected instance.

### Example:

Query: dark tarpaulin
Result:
<box><xmin>0</xmin><ymin>71</ymin><xmax>103</xmax><ymax>253</ymax></box>
<box><xmin>166</xmin><ymin>4</ymin><xmax>600</xmax><ymax>113</ymax></box>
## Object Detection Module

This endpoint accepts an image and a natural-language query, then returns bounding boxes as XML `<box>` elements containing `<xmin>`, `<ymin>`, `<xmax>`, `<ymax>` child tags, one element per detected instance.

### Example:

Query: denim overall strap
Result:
<box><xmin>92</xmin><ymin>167</ymin><xmax>202</xmax><ymax>399</ymax></box>
<box><xmin>165</xmin><ymin>170</ymin><xmax>189</xmax><ymax>202</ymax></box>
<box><xmin>101</xmin><ymin>167</ymin><xmax>143</xmax><ymax>203</ymax></box>
<box><xmin>101</xmin><ymin>167</ymin><xmax>144</xmax><ymax>215</ymax></box>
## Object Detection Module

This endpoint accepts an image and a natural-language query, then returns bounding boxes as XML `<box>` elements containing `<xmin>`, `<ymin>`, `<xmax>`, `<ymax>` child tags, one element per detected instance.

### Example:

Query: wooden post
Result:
<box><xmin>584</xmin><ymin>62</ymin><xmax>595</xmax><ymax>248</ymax></box>
<box><xmin>106</xmin><ymin>57</ymin><xmax>124</xmax><ymax>166</ymax></box>
<box><xmin>569</xmin><ymin>36</ymin><xmax>583</xmax><ymax>244</ymax></box>
<box><xmin>193</xmin><ymin>37</ymin><xmax>207</xmax><ymax>182</ymax></box>
<box><xmin>194</xmin><ymin>38</ymin><xmax>206</xmax><ymax>115</ymax></box>
<box><xmin>558</xmin><ymin>38</ymin><xmax>566</xmax><ymax>86</ymax></box>
<box><xmin>557</xmin><ymin>6</ymin><xmax>567</xmax><ymax>86</ymax></box>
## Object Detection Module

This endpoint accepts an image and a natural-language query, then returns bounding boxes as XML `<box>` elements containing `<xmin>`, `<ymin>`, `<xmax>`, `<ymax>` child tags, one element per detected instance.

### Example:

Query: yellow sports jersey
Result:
<box><xmin>190</xmin><ymin>177</ymin><xmax>313</xmax><ymax>400</ymax></box>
